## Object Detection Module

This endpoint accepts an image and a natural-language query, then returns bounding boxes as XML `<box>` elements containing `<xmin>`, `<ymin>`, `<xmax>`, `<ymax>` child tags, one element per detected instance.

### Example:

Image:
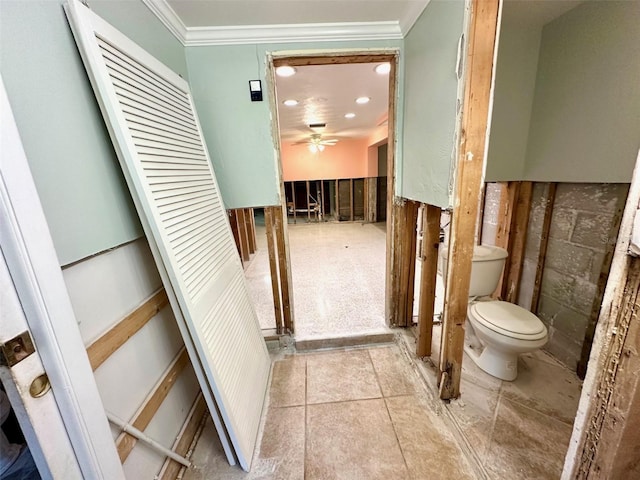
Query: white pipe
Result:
<box><xmin>107</xmin><ymin>413</ymin><xmax>191</xmax><ymax>468</ymax></box>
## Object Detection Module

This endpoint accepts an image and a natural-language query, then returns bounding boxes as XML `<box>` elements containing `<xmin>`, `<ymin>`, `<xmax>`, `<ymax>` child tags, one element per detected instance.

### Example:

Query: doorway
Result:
<box><xmin>254</xmin><ymin>52</ymin><xmax>398</xmax><ymax>343</ymax></box>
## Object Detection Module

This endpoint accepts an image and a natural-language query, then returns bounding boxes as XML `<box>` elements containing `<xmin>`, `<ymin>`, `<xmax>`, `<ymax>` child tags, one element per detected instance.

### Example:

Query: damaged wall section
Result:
<box><xmin>482</xmin><ymin>182</ymin><xmax>629</xmax><ymax>370</ymax></box>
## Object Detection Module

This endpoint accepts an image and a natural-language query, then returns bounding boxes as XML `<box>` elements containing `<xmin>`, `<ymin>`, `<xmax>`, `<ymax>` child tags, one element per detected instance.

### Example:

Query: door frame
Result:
<box><xmin>265</xmin><ymin>50</ymin><xmax>400</xmax><ymax>329</ymax></box>
<box><xmin>0</xmin><ymin>75</ymin><xmax>124</xmax><ymax>479</ymax></box>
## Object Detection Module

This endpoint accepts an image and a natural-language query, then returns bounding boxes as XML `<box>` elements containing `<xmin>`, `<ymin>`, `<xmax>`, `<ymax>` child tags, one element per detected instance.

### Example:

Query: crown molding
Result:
<box><xmin>184</xmin><ymin>21</ymin><xmax>403</xmax><ymax>46</ymax></box>
<box><xmin>143</xmin><ymin>0</ymin><xmax>406</xmax><ymax>46</ymax></box>
<box><xmin>141</xmin><ymin>0</ymin><xmax>187</xmax><ymax>43</ymax></box>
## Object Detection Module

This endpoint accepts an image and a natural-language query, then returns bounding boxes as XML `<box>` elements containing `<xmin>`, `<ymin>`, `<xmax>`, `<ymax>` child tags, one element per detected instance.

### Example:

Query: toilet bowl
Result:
<box><xmin>439</xmin><ymin>244</ymin><xmax>548</xmax><ymax>381</ymax></box>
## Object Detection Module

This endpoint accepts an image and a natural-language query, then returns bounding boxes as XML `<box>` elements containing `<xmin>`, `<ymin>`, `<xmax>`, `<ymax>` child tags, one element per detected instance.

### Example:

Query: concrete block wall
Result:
<box><xmin>481</xmin><ymin>182</ymin><xmax>628</xmax><ymax>370</ymax></box>
<box><xmin>532</xmin><ymin>183</ymin><xmax>628</xmax><ymax>369</ymax></box>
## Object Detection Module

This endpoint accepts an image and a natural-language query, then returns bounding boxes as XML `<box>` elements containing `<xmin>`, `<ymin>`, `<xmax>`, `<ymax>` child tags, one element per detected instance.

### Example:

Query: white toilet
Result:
<box><xmin>439</xmin><ymin>244</ymin><xmax>548</xmax><ymax>381</ymax></box>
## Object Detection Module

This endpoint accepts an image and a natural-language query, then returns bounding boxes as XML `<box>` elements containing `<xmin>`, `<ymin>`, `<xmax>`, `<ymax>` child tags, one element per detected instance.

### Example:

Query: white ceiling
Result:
<box><xmin>166</xmin><ymin>0</ymin><xmax>429</xmax><ymax>28</ymax></box>
<box><xmin>275</xmin><ymin>63</ymin><xmax>390</xmax><ymax>143</ymax></box>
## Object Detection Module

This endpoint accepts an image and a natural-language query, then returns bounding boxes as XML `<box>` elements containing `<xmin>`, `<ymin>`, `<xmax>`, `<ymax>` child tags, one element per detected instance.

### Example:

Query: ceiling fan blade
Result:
<box><xmin>320</xmin><ymin>139</ymin><xmax>339</xmax><ymax>145</ymax></box>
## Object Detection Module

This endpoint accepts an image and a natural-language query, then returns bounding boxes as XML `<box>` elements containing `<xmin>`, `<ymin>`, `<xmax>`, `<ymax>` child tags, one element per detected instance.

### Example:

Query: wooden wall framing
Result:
<box><xmin>416</xmin><ymin>204</ymin><xmax>441</xmax><ymax>357</ymax></box>
<box><xmin>439</xmin><ymin>0</ymin><xmax>500</xmax><ymax>400</ymax></box>
<box><xmin>228</xmin><ymin>208</ymin><xmax>257</xmax><ymax>266</ymax></box>
<box><xmin>84</xmin><ymin>288</ymin><xmax>198</xmax><ymax>471</ymax></box>
<box><xmin>494</xmin><ymin>181</ymin><xmax>533</xmax><ymax>303</ymax></box>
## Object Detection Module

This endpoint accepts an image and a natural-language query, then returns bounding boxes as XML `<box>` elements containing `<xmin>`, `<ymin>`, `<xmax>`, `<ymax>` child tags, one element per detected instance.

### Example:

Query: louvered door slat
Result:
<box><xmin>98</xmin><ymin>39</ymin><xmax>190</xmax><ymax>106</ymax></box>
<box><xmin>67</xmin><ymin>1</ymin><xmax>270</xmax><ymax>471</ymax></box>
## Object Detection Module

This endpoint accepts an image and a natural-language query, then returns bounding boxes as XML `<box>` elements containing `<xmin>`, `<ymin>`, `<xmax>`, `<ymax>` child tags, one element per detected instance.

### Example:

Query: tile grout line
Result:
<box><xmin>485</xmin><ymin>382</ymin><xmax>503</xmax><ymax>462</ymax></box>
<box><xmin>303</xmin><ymin>356</ymin><xmax>308</xmax><ymax>480</ymax></box>
<box><xmin>367</xmin><ymin>349</ymin><xmax>411</xmax><ymax>478</ymax></box>
<box><xmin>500</xmin><ymin>393</ymin><xmax>576</xmax><ymax>427</ymax></box>
<box><xmin>395</xmin><ymin>333</ymin><xmax>490</xmax><ymax>480</ymax></box>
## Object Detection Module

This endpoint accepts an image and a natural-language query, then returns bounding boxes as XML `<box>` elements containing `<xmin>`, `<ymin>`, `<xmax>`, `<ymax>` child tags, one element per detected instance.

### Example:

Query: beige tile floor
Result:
<box><xmin>184</xmin><ymin>344</ymin><xmax>478</xmax><ymax>480</ymax></box>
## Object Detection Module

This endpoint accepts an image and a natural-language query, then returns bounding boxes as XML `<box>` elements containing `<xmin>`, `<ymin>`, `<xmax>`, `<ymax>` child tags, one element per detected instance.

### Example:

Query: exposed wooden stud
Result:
<box><xmin>350</xmin><ymin>178</ymin><xmax>354</xmax><ymax>222</ymax></box>
<box><xmin>393</xmin><ymin>200</ymin><xmax>419</xmax><ymax>327</ymax></box>
<box><xmin>264</xmin><ymin>207</ymin><xmax>284</xmax><ymax>334</ymax></box>
<box><xmin>477</xmin><ymin>183</ymin><xmax>487</xmax><ymax>245</ymax></box>
<box><xmin>87</xmin><ymin>289</ymin><xmax>168</xmax><ymax>370</ymax></box>
<box><xmin>384</xmin><ymin>58</ymin><xmax>398</xmax><ymax>326</ymax></box>
<box><xmin>228</xmin><ymin>210</ymin><xmax>241</xmax><ymax>258</ymax></box>
<box><xmin>291</xmin><ymin>182</ymin><xmax>297</xmax><ymax>224</ymax></box>
<box><xmin>363</xmin><ymin>178</ymin><xmax>369</xmax><ymax>222</ymax></box>
<box><xmin>306</xmin><ymin>180</ymin><xmax>311</xmax><ymax>222</ymax></box>
<box><xmin>236</xmin><ymin>208</ymin><xmax>250</xmax><ymax>263</ymax></box>
<box><xmin>320</xmin><ymin>180</ymin><xmax>325</xmax><ymax>220</ymax></box>
<box><xmin>246</xmin><ymin>208</ymin><xmax>256</xmax><ymax>254</ymax></box>
<box><xmin>531</xmin><ymin>183</ymin><xmax>557</xmax><ymax>313</ymax></box>
<box><xmin>417</xmin><ymin>204</ymin><xmax>441</xmax><ymax>357</ymax></box>
<box><xmin>273</xmin><ymin>205</ymin><xmax>294</xmax><ymax>332</ymax></box>
<box><xmin>273</xmin><ymin>53</ymin><xmax>396</xmax><ymax>67</ymax></box>
<box><xmin>335</xmin><ymin>179</ymin><xmax>340</xmax><ymax>221</ymax></box>
<box><xmin>493</xmin><ymin>182</ymin><xmax>519</xmax><ymax>298</ymax></box>
<box><xmin>502</xmin><ymin>181</ymin><xmax>533</xmax><ymax>303</ymax></box>
<box><xmin>439</xmin><ymin>0</ymin><xmax>500</xmax><ymax>400</ymax></box>
<box><xmin>116</xmin><ymin>348</ymin><xmax>190</xmax><ymax>462</ymax></box>
<box><xmin>159</xmin><ymin>393</ymin><xmax>207</xmax><ymax>480</ymax></box>
<box><xmin>577</xmin><ymin>197</ymin><xmax>626</xmax><ymax>379</ymax></box>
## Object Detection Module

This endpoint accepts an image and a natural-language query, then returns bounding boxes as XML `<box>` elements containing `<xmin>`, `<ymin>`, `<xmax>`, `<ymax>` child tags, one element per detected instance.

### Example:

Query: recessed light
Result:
<box><xmin>283</xmin><ymin>99</ymin><xmax>298</xmax><ymax>106</ymax></box>
<box><xmin>344</xmin><ymin>113</ymin><xmax>356</xmax><ymax>119</ymax></box>
<box><xmin>275</xmin><ymin>66</ymin><xmax>296</xmax><ymax>77</ymax></box>
<box><xmin>375</xmin><ymin>63</ymin><xmax>391</xmax><ymax>75</ymax></box>
<box><xmin>355</xmin><ymin>96</ymin><xmax>370</xmax><ymax>105</ymax></box>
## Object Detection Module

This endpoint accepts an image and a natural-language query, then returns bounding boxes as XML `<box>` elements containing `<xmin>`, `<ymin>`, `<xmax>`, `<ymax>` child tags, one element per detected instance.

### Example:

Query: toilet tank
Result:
<box><xmin>439</xmin><ymin>244</ymin><xmax>508</xmax><ymax>297</ymax></box>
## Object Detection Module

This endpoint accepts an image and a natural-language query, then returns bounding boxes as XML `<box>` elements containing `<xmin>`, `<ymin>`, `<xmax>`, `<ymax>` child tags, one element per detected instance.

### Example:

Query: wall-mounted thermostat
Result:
<box><xmin>249</xmin><ymin>80</ymin><xmax>263</xmax><ymax>102</ymax></box>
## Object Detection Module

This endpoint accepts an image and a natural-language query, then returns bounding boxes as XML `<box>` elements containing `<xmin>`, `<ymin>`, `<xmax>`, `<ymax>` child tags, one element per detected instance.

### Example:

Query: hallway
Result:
<box><xmin>245</xmin><ymin>220</ymin><xmax>389</xmax><ymax>341</ymax></box>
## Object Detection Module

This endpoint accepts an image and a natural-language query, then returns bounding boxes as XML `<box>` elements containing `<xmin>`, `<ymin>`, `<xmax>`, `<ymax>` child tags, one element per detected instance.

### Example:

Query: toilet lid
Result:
<box><xmin>468</xmin><ymin>301</ymin><xmax>547</xmax><ymax>340</ymax></box>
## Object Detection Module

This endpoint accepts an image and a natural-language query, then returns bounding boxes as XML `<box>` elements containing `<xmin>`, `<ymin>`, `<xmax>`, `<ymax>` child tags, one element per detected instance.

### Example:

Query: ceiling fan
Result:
<box><xmin>293</xmin><ymin>133</ymin><xmax>339</xmax><ymax>153</ymax></box>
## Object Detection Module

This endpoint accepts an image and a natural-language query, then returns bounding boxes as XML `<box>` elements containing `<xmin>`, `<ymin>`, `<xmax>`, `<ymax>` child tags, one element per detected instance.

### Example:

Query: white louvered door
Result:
<box><xmin>65</xmin><ymin>0</ymin><xmax>270</xmax><ymax>471</ymax></box>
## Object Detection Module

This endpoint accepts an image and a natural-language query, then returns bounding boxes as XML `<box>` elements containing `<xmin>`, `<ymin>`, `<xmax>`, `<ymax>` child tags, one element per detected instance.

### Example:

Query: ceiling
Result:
<box><xmin>166</xmin><ymin>0</ymin><xmax>430</xmax><ymax>28</ymax></box>
<box><xmin>275</xmin><ymin>63</ymin><xmax>390</xmax><ymax>144</ymax></box>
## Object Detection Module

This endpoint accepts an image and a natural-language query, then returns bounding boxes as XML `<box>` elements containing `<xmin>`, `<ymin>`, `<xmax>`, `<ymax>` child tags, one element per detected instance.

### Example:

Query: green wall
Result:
<box><xmin>400</xmin><ymin>0</ymin><xmax>465</xmax><ymax>208</ymax></box>
<box><xmin>185</xmin><ymin>40</ymin><xmax>402</xmax><ymax>210</ymax></box>
<box><xmin>0</xmin><ymin>0</ymin><xmax>188</xmax><ymax>266</ymax></box>
<box><xmin>485</xmin><ymin>4</ymin><xmax>542</xmax><ymax>181</ymax></box>
<box><xmin>524</xmin><ymin>1</ymin><xmax>640</xmax><ymax>182</ymax></box>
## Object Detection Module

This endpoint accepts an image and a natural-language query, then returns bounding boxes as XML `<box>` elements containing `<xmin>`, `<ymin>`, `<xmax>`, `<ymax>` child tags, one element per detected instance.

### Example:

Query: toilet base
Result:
<box><xmin>465</xmin><ymin>343</ymin><xmax>518</xmax><ymax>381</ymax></box>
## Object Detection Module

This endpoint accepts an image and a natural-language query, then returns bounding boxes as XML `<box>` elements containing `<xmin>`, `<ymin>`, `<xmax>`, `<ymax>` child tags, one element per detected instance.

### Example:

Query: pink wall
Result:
<box><xmin>281</xmin><ymin>138</ymin><xmax>371</xmax><ymax>181</ymax></box>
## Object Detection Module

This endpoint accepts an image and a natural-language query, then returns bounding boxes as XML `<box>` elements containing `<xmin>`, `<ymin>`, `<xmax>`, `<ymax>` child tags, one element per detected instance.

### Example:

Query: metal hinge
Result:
<box><xmin>0</xmin><ymin>331</ymin><xmax>36</xmax><ymax>367</ymax></box>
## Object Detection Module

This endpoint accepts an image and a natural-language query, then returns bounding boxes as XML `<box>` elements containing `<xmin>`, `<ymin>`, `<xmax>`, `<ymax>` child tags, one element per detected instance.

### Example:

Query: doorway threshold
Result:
<box><xmin>295</xmin><ymin>331</ymin><xmax>395</xmax><ymax>352</ymax></box>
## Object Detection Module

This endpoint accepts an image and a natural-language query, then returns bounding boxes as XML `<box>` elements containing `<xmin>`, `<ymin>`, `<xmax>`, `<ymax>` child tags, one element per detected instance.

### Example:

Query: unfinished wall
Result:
<box><xmin>401</xmin><ymin>0</ymin><xmax>465</xmax><ymax>208</ymax></box>
<box><xmin>482</xmin><ymin>183</ymin><xmax>629</xmax><ymax>369</ymax></box>
<box><xmin>185</xmin><ymin>38</ymin><xmax>402</xmax><ymax>210</ymax></box>
<box><xmin>1</xmin><ymin>2</ymin><xmax>202</xmax><ymax>476</ymax></box>
<box><xmin>529</xmin><ymin>184</ymin><xmax>627</xmax><ymax>368</ymax></box>
<box><xmin>62</xmin><ymin>239</ymin><xmax>200</xmax><ymax>478</ymax></box>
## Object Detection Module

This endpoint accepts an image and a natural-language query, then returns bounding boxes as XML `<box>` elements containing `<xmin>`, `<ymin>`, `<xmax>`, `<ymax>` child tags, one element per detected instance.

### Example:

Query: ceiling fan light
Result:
<box><xmin>375</xmin><ymin>63</ymin><xmax>391</xmax><ymax>75</ymax></box>
<box><xmin>318</xmin><ymin>144</ymin><xmax>325</xmax><ymax>152</ymax></box>
<box><xmin>308</xmin><ymin>144</ymin><xmax>318</xmax><ymax>153</ymax></box>
<box><xmin>276</xmin><ymin>66</ymin><xmax>296</xmax><ymax>77</ymax></box>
